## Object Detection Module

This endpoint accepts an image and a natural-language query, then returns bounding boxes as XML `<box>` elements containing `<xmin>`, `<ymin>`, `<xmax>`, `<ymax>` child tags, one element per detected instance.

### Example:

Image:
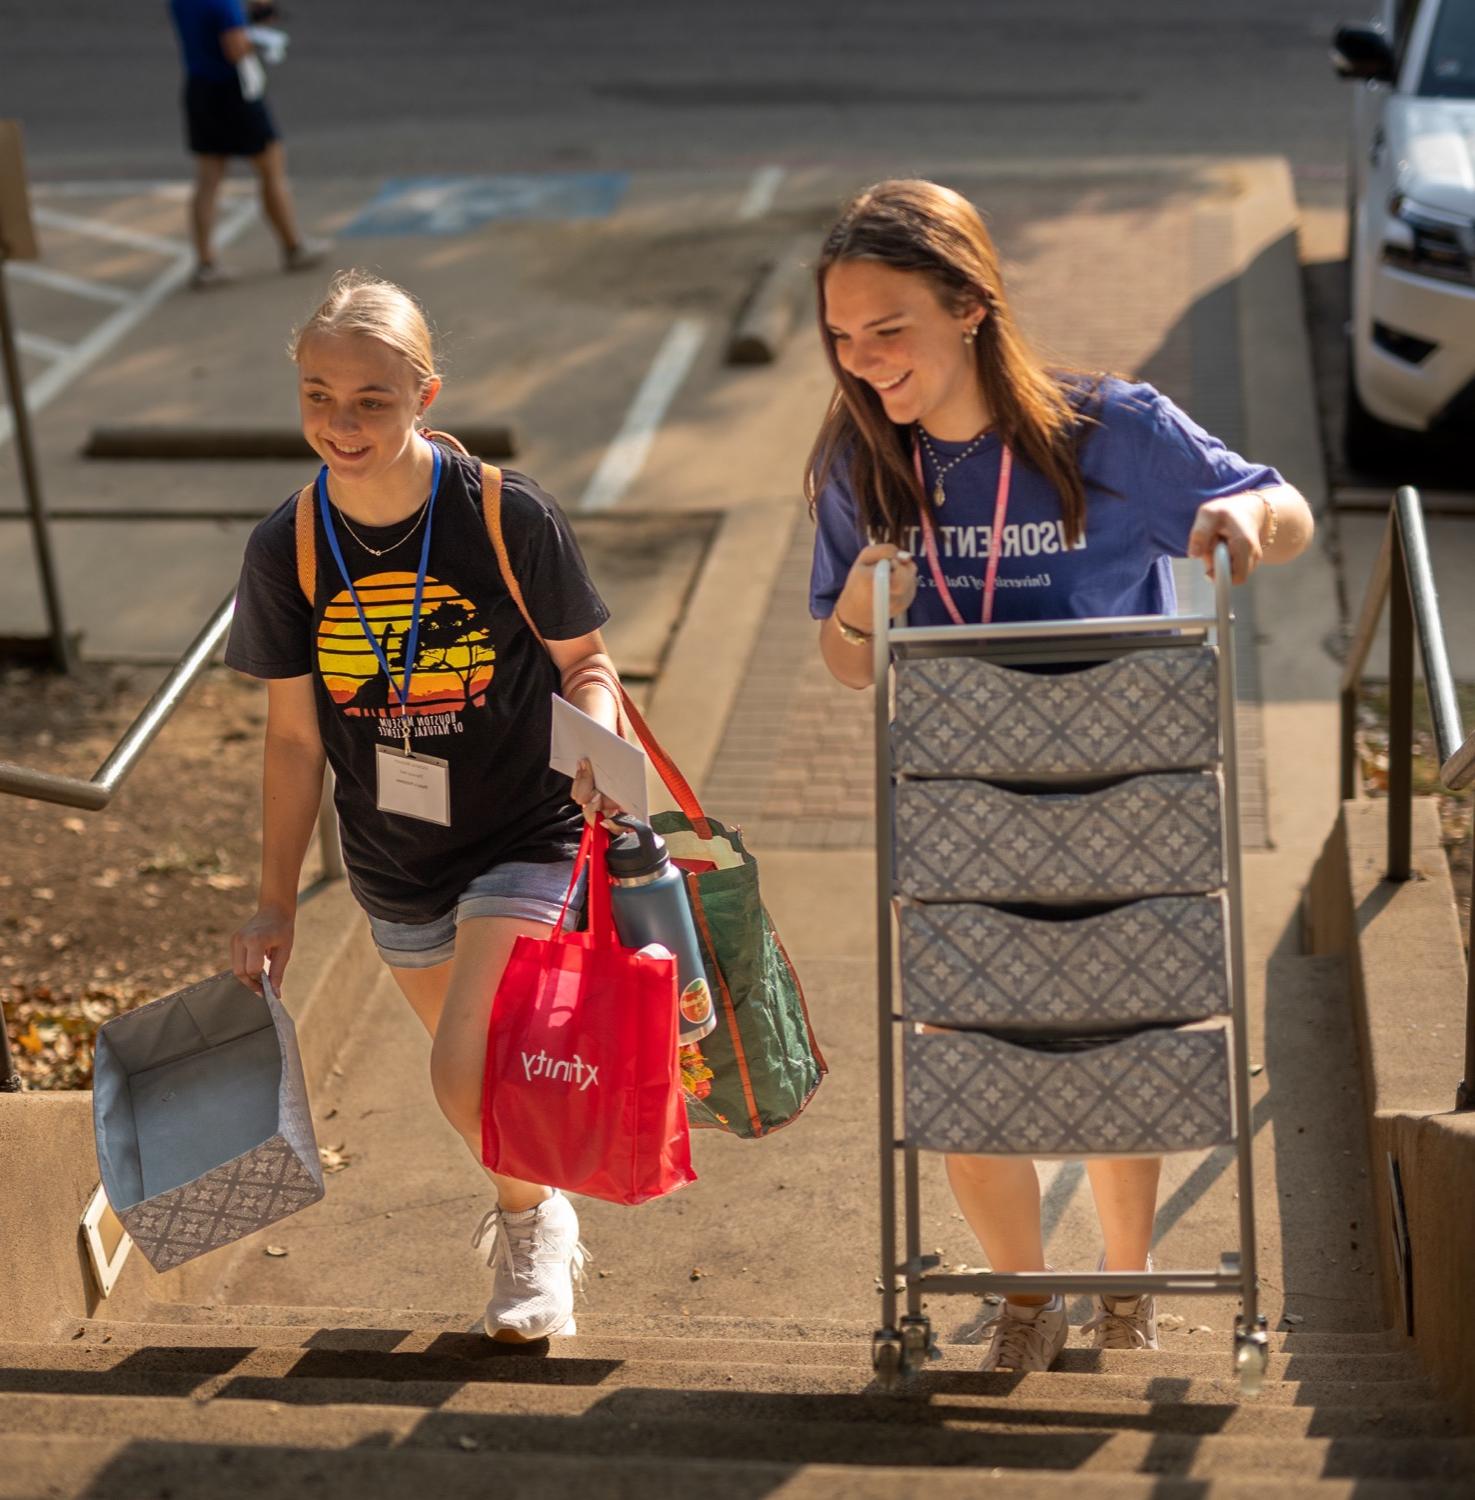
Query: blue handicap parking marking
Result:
<box><xmin>342</xmin><ymin>174</ymin><xmax>629</xmax><ymax>237</ymax></box>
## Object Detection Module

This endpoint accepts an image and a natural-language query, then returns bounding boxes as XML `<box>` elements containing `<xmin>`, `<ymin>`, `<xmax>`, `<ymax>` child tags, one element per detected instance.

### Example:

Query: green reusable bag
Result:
<box><xmin>649</xmin><ymin>807</ymin><xmax>826</xmax><ymax>1137</ymax></box>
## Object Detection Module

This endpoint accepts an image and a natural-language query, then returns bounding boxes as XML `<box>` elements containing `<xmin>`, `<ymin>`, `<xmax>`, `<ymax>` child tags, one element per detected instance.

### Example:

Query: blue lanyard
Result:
<box><xmin>317</xmin><ymin>442</ymin><xmax>443</xmax><ymax>749</ymax></box>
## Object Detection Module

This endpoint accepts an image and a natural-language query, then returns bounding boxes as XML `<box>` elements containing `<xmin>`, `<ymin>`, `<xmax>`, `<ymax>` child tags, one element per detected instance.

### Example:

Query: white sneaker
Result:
<box><xmin>978</xmin><ymin>1295</ymin><xmax>1069</xmax><ymax>1372</ymax></box>
<box><xmin>472</xmin><ymin>1192</ymin><xmax>584</xmax><ymax>1342</ymax></box>
<box><xmin>282</xmin><ymin>236</ymin><xmax>331</xmax><ymax>273</ymax></box>
<box><xmin>1083</xmin><ymin>1253</ymin><xmax>1160</xmax><ymax>1350</ymax></box>
<box><xmin>189</xmin><ymin>261</ymin><xmax>235</xmax><ymax>290</ymax></box>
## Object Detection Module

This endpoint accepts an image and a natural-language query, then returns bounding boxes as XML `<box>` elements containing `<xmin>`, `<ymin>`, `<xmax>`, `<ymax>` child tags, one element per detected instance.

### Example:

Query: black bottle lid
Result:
<box><xmin>605</xmin><ymin>815</ymin><xmax>670</xmax><ymax>879</ymax></box>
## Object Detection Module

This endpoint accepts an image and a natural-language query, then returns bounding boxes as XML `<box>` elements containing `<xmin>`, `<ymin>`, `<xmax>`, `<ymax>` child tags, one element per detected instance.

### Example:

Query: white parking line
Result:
<box><xmin>31</xmin><ymin>180</ymin><xmax>195</xmax><ymax>201</ymax></box>
<box><xmin>32</xmin><ymin>206</ymin><xmax>189</xmax><ymax>258</ymax></box>
<box><xmin>738</xmin><ymin>165</ymin><xmax>785</xmax><ymax>221</ymax></box>
<box><xmin>0</xmin><ymin>197</ymin><xmax>258</xmax><ymax>452</ymax></box>
<box><xmin>9</xmin><ymin>262</ymin><xmax>134</xmax><ymax>306</ymax></box>
<box><xmin>15</xmin><ymin>330</ymin><xmax>73</xmax><ymax>362</ymax></box>
<box><xmin>578</xmin><ymin>317</ymin><xmax>706</xmax><ymax>514</ymax></box>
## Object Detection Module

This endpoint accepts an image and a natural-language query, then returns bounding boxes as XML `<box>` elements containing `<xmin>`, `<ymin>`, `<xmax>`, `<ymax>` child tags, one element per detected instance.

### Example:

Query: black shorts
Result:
<box><xmin>183</xmin><ymin>76</ymin><xmax>279</xmax><ymax>158</ymax></box>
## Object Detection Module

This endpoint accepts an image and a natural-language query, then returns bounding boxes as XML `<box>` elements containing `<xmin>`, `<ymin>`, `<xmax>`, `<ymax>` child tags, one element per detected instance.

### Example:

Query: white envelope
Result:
<box><xmin>549</xmin><ymin>693</ymin><xmax>649</xmax><ymax>823</ymax></box>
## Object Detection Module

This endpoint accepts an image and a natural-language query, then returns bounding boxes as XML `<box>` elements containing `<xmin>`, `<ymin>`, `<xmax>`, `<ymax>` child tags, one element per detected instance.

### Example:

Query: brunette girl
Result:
<box><xmin>806</xmin><ymin>180</ymin><xmax>1313</xmax><ymax>1372</ymax></box>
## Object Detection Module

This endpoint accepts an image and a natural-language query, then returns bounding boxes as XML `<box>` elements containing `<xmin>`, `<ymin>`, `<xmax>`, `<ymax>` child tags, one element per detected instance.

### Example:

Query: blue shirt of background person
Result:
<box><xmin>809</xmin><ymin>377</ymin><xmax>1284</xmax><ymax>627</ymax></box>
<box><xmin>168</xmin><ymin>0</ymin><xmax>249</xmax><ymax>83</ymax></box>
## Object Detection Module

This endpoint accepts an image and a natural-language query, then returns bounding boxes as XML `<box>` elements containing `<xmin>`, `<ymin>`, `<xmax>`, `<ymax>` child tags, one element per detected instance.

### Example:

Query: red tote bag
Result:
<box><xmin>481</xmin><ymin>824</ymin><xmax>696</xmax><ymax>1206</ymax></box>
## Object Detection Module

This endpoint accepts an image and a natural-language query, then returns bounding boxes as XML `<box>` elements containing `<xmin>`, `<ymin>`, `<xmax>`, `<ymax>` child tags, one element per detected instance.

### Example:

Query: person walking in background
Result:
<box><xmin>225</xmin><ymin>271</ymin><xmax>622</xmax><ymax>1340</ymax></box>
<box><xmin>167</xmin><ymin>0</ymin><xmax>328</xmax><ymax>288</ymax></box>
<box><xmin>805</xmin><ymin>179</ymin><xmax>1314</xmax><ymax>1374</ymax></box>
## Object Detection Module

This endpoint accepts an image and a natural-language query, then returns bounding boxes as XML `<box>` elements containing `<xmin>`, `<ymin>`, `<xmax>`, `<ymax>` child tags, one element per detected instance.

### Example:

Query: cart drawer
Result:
<box><xmin>899</xmin><ymin>894</ymin><xmax>1229</xmax><ymax>1030</ymax></box>
<box><xmin>894</xmin><ymin>772</ymin><xmax>1224</xmax><ymax>902</ymax></box>
<box><xmin>893</xmin><ymin>647</ymin><xmax>1219</xmax><ymax>778</ymax></box>
<box><xmin>904</xmin><ymin>1021</ymin><xmax>1235</xmax><ymax>1157</ymax></box>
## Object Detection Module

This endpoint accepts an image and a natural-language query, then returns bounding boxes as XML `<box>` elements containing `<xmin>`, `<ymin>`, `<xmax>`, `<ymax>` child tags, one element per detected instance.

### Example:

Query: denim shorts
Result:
<box><xmin>366</xmin><ymin>858</ymin><xmax>584</xmax><ymax>969</ymax></box>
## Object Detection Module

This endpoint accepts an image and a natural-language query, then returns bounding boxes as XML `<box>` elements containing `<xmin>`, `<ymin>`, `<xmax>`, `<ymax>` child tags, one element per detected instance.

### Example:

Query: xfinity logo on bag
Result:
<box><xmin>521</xmin><ymin>1048</ymin><xmax>601</xmax><ymax>1091</ymax></box>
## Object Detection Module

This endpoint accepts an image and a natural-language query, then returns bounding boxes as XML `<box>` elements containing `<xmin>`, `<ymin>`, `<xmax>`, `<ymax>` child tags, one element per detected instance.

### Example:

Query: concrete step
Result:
<box><xmin>0</xmin><ymin>1355</ymin><xmax>1436</xmax><ymax>1412</ymax></box>
<box><xmin>4</xmin><ymin>1436</ymin><xmax>1475</xmax><ymax>1500</ymax></box>
<box><xmin>112</xmin><ymin>1302</ymin><xmax>1416</xmax><ymax>1355</ymax></box>
<box><xmin>0</xmin><ymin>1386</ymin><xmax>1462</xmax><ymax>1444</ymax></box>
<box><xmin>48</xmin><ymin>1323</ymin><xmax>1425</xmax><ymax>1386</ymax></box>
<box><xmin>2</xmin><ymin>1417</ymin><xmax>1473</xmax><ymax>1486</ymax></box>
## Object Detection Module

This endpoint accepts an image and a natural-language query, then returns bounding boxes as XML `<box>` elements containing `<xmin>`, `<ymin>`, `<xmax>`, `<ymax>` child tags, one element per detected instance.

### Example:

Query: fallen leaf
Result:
<box><xmin>318</xmin><ymin>1144</ymin><xmax>351</xmax><ymax>1173</ymax></box>
<box><xmin>1283</xmin><ymin>1313</ymin><xmax>1304</xmax><ymax>1325</ymax></box>
<box><xmin>31</xmin><ymin>888</ymin><xmax>54</xmax><ymax>902</ymax></box>
<box><xmin>264</xmin><ymin>1245</ymin><xmax>289</xmax><ymax>1258</ymax></box>
<box><xmin>689</xmin><ymin>1267</ymin><xmax>704</xmax><ymax>1281</ymax></box>
<box><xmin>62</xmin><ymin>817</ymin><xmax>85</xmax><ymax>835</ymax></box>
<box><xmin>1249</xmin><ymin>1062</ymin><xmax>1264</xmax><ymax>1077</ymax></box>
<box><xmin>456</xmin><ymin>1436</ymin><xmax>478</xmax><ymax>1452</ymax></box>
<box><xmin>1157</xmin><ymin>1314</ymin><xmax>1187</xmax><ymax>1331</ymax></box>
<box><xmin>204</xmin><ymin>873</ymin><xmax>248</xmax><ymax>891</ymax></box>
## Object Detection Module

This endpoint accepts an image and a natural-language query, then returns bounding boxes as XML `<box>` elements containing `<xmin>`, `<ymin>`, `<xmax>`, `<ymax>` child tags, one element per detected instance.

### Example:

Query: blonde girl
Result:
<box><xmin>227</xmin><ymin>270</ymin><xmax>619</xmax><ymax>1341</ymax></box>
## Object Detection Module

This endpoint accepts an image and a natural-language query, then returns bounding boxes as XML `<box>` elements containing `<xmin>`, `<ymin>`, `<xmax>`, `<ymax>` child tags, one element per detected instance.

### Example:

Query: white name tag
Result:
<box><xmin>375</xmin><ymin>744</ymin><xmax>451</xmax><ymax>826</ymax></box>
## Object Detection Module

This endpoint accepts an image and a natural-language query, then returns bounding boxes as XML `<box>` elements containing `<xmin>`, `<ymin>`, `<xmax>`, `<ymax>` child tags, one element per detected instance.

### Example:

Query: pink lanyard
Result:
<box><xmin>911</xmin><ymin>433</ymin><xmax>1013</xmax><ymax>625</ymax></box>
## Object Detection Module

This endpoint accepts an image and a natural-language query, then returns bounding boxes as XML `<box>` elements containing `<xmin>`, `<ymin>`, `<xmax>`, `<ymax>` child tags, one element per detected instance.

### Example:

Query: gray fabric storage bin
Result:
<box><xmin>904</xmin><ymin>1021</ymin><xmax>1234</xmax><ymax>1157</ymax></box>
<box><xmin>898</xmin><ymin>894</ymin><xmax>1229</xmax><ymax>1031</ymax></box>
<box><xmin>893</xmin><ymin>646</ymin><xmax>1219</xmax><ymax>778</ymax></box>
<box><xmin>93</xmin><ymin>972</ymin><xmax>324</xmax><ymax>1272</ymax></box>
<box><xmin>894</xmin><ymin>771</ymin><xmax>1224</xmax><ymax>903</ymax></box>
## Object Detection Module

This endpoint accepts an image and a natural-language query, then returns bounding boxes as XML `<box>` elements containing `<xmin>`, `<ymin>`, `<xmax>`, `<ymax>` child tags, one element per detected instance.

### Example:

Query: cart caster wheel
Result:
<box><xmin>1234</xmin><ymin>1317</ymin><xmax>1270</xmax><ymax>1398</ymax></box>
<box><xmin>872</xmin><ymin>1330</ymin><xmax>904</xmax><ymax>1390</ymax></box>
<box><xmin>900</xmin><ymin>1313</ymin><xmax>938</xmax><ymax>1365</ymax></box>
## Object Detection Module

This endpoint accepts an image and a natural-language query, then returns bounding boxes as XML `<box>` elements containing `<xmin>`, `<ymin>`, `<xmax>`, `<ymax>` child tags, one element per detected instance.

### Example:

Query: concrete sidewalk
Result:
<box><xmin>173</xmin><ymin>156</ymin><xmax>1379</xmax><ymax>1354</ymax></box>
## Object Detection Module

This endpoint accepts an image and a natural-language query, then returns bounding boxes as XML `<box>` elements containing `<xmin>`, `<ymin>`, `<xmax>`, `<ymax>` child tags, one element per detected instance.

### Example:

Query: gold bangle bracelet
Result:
<box><xmin>1260</xmin><ymin>490</ymin><xmax>1279</xmax><ymax>548</ymax></box>
<box><xmin>834</xmin><ymin>612</ymin><xmax>872</xmax><ymax>646</ymax></box>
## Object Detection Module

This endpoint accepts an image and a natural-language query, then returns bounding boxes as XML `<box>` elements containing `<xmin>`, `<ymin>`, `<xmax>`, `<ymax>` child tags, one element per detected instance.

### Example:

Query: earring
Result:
<box><xmin>963</xmin><ymin>325</ymin><xmax>979</xmax><ymax>345</ymax></box>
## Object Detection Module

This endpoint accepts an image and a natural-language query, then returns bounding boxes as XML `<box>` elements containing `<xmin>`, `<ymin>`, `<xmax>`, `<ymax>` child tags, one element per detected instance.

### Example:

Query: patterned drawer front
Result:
<box><xmin>893</xmin><ymin>647</ymin><xmax>1219</xmax><ymax>778</ymax></box>
<box><xmin>904</xmin><ymin>1022</ymin><xmax>1235</xmax><ymax>1157</ymax></box>
<box><xmin>895</xmin><ymin>772</ymin><xmax>1224</xmax><ymax>902</ymax></box>
<box><xmin>899</xmin><ymin>895</ymin><xmax>1229</xmax><ymax>1031</ymax></box>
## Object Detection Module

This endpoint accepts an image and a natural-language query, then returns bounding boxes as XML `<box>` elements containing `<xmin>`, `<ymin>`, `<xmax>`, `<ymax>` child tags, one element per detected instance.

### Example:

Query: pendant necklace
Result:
<box><xmin>916</xmin><ymin>425</ymin><xmax>990</xmax><ymax>508</ymax></box>
<box><xmin>333</xmin><ymin>497</ymin><xmax>430</xmax><ymax>557</ymax></box>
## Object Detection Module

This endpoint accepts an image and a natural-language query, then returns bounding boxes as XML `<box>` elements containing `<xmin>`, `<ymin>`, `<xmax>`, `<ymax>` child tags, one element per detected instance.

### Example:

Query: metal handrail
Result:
<box><xmin>0</xmin><ymin>590</ymin><xmax>344</xmax><ymax>1091</ymax></box>
<box><xmin>1337</xmin><ymin>484</ymin><xmax>1475</xmax><ymax>1110</ymax></box>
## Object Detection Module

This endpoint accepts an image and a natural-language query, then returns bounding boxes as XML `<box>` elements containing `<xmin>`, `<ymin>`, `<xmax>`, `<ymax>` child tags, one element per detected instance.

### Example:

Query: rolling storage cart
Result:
<box><xmin>869</xmin><ymin>543</ymin><xmax>1268</xmax><ymax>1394</ymax></box>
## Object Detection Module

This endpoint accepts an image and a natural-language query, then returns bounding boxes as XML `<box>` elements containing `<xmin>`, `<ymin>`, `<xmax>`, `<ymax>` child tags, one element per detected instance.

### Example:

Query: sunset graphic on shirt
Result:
<box><xmin>317</xmin><ymin>571</ymin><xmax>496</xmax><ymax>717</ymax></box>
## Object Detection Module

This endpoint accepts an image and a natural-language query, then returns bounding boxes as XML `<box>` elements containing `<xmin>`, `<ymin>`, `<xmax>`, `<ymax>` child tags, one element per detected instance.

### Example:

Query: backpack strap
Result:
<box><xmin>478</xmin><ymin>462</ymin><xmax>711</xmax><ymax>837</ymax></box>
<box><xmin>479</xmin><ymin>462</ymin><xmax>543</xmax><ymax>644</ymax></box>
<box><xmin>293</xmin><ymin>483</ymin><xmax>316</xmax><ymax>605</ymax></box>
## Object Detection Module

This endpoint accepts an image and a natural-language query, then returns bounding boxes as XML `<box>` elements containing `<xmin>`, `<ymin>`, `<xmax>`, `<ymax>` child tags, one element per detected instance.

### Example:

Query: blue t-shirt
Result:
<box><xmin>809</xmin><ymin>378</ymin><xmax>1282</xmax><ymax>627</ymax></box>
<box><xmin>169</xmin><ymin>0</ymin><xmax>248</xmax><ymax>82</ymax></box>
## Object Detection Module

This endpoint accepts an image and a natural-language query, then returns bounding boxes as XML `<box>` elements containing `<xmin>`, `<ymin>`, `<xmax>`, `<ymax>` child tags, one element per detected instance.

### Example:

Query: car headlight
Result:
<box><xmin>1381</xmin><ymin>195</ymin><xmax>1475</xmax><ymax>285</ymax></box>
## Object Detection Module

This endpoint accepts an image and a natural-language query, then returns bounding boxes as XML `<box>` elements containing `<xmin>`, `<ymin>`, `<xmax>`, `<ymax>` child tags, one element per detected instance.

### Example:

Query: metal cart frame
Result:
<box><xmin>869</xmin><ymin>543</ymin><xmax>1267</xmax><ymax>1393</ymax></box>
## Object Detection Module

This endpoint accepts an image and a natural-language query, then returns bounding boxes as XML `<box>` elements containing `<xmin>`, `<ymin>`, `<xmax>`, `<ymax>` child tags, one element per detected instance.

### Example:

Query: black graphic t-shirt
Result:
<box><xmin>225</xmin><ymin>444</ymin><xmax>610</xmax><ymax>924</ymax></box>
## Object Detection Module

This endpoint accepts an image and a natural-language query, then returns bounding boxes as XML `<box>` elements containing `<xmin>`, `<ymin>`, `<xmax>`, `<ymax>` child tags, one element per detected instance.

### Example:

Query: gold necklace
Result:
<box><xmin>917</xmin><ymin>425</ymin><xmax>990</xmax><ymax>508</ymax></box>
<box><xmin>332</xmin><ymin>495</ymin><xmax>431</xmax><ymax>558</ymax></box>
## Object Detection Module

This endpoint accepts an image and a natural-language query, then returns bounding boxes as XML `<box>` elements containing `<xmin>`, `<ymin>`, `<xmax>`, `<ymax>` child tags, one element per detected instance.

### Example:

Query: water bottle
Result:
<box><xmin>606</xmin><ymin>817</ymin><xmax>717</xmax><ymax>1043</ymax></box>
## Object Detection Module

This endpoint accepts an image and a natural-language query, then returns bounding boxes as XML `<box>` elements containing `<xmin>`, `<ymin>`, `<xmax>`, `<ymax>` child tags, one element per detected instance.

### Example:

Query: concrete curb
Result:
<box><xmin>725</xmin><ymin>236</ymin><xmax>813</xmax><ymax>366</ymax></box>
<box><xmin>640</xmin><ymin>498</ymin><xmax>803</xmax><ymax>797</ymax></box>
<box><xmin>1308</xmin><ymin>798</ymin><xmax>1474</xmax><ymax>1422</ymax></box>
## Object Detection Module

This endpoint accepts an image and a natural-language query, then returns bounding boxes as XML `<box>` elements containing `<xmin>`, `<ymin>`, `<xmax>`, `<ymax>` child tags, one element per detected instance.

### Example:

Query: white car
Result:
<box><xmin>1335</xmin><ymin>1</ymin><xmax>1475</xmax><ymax>465</ymax></box>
